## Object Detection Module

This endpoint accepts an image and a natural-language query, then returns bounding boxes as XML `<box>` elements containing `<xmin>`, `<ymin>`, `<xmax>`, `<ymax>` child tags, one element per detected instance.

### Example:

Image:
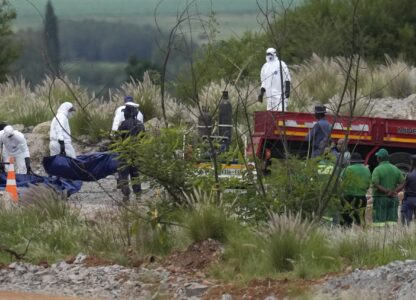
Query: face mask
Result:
<box><xmin>266</xmin><ymin>53</ymin><xmax>274</xmax><ymax>62</ymax></box>
<box><xmin>68</xmin><ymin>110</ymin><xmax>75</xmax><ymax>118</ymax></box>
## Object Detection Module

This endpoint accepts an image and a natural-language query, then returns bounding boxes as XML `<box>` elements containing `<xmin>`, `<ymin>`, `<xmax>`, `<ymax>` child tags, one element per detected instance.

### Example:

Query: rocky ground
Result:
<box><xmin>0</xmin><ymin>241</ymin><xmax>225</xmax><ymax>300</ymax></box>
<box><xmin>0</xmin><ymin>253</ymin><xmax>212</xmax><ymax>299</ymax></box>
<box><xmin>315</xmin><ymin>260</ymin><xmax>416</xmax><ymax>300</ymax></box>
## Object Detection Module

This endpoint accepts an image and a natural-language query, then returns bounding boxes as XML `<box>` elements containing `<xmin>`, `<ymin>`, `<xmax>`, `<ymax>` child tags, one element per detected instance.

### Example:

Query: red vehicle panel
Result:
<box><xmin>249</xmin><ymin>111</ymin><xmax>416</xmax><ymax>169</ymax></box>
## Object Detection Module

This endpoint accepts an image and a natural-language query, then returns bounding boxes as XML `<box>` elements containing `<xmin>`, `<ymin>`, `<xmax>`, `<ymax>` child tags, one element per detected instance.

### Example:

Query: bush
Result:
<box><xmin>183</xmin><ymin>189</ymin><xmax>238</xmax><ymax>243</ymax></box>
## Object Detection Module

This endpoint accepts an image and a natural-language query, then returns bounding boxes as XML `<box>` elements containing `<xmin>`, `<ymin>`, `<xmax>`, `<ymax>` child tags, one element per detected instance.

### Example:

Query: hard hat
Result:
<box><xmin>3</xmin><ymin>125</ymin><xmax>14</xmax><ymax>138</ymax></box>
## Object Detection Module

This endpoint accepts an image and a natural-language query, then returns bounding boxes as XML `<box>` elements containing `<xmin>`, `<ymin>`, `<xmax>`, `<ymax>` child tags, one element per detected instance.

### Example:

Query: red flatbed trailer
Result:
<box><xmin>249</xmin><ymin>111</ymin><xmax>416</xmax><ymax>170</ymax></box>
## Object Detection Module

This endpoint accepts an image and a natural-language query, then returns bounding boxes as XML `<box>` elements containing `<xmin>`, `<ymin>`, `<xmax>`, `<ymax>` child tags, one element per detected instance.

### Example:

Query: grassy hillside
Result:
<box><xmin>12</xmin><ymin>0</ymin><xmax>302</xmax><ymax>38</ymax></box>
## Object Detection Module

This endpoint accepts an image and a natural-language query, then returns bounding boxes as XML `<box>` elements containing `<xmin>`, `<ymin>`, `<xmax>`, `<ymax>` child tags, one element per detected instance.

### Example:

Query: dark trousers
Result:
<box><xmin>401</xmin><ymin>196</ymin><xmax>416</xmax><ymax>225</ymax></box>
<box><xmin>118</xmin><ymin>165</ymin><xmax>141</xmax><ymax>197</ymax></box>
<box><xmin>341</xmin><ymin>195</ymin><xmax>367</xmax><ymax>226</ymax></box>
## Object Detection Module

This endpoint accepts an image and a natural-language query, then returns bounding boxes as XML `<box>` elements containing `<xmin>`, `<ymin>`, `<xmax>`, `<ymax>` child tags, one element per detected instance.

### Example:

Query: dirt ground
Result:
<box><xmin>203</xmin><ymin>278</ymin><xmax>322</xmax><ymax>299</ymax></box>
<box><xmin>165</xmin><ymin>239</ymin><xmax>223</xmax><ymax>273</ymax></box>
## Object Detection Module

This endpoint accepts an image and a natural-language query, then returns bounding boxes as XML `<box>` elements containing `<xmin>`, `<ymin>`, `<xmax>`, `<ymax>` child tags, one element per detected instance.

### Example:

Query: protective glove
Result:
<box><xmin>58</xmin><ymin>140</ymin><xmax>66</xmax><ymax>155</ymax></box>
<box><xmin>258</xmin><ymin>87</ymin><xmax>266</xmax><ymax>102</ymax></box>
<box><xmin>285</xmin><ymin>81</ymin><xmax>291</xmax><ymax>98</ymax></box>
<box><xmin>25</xmin><ymin>157</ymin><xmax>32</xmax><ymax>174</ymax></box>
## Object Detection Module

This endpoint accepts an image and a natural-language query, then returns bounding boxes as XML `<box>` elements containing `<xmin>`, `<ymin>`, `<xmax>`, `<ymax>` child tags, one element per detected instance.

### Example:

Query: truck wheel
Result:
<box><xmin>389</xmin><ymin>152</ymin><xmax>412</xmax><ymax>173</ymax></box>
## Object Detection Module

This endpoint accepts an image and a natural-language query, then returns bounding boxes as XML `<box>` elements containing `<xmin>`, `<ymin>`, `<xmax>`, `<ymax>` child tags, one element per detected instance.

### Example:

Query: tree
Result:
<box><xmin>44</xmin><ymin>0</ymin><xmax>60</xmax><ymax>74</ymax></box>
<box><xmin>272</xmin><ymin>0</ymin><xmax>416</xmax><ymax>64</ymax></box>
<box><xmin>125</xmin><ymin>56</ymin><xmax>161</xmax><ymax>83</ymax></box>
<box><xmin>0</xmin><ymin>0</ymin><xmax>17</xmax><ymax>81</ymax></box>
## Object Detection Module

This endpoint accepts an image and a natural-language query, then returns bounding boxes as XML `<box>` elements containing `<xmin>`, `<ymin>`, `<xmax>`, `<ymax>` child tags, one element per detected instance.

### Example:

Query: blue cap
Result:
<box><xmin>124</xmin><ymin>96</ymin><xmax>134</xmax><ymax>103</ymax></box>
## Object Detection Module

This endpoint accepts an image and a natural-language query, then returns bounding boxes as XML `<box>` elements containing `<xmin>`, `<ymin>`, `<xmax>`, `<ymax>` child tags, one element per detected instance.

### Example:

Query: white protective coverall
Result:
<box><xmin>0</xmin><ymin>126</ymin><xmax>30</xmax><ymax>174</ymax></box>
<box><xmin>111</xmin><ymin>103</ymin><xmax>143</xmax><ymax>131</ymax></box>
<box><xmin>49</xmin><ymin>102</ymin><xmax>76</xmax><ymax>158</ymax></box>
<box><xmin>260</xmin><ymin>48</ymin><xmax>291</xmax><ymax>111</ymax></box>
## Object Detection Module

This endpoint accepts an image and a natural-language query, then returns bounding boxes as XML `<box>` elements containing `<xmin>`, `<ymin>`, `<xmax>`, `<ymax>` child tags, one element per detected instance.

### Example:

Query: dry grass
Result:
<box><xmin>290</xmin><ymin>54</ymin><xmax>416</xmax><ymax>114</ymax></box>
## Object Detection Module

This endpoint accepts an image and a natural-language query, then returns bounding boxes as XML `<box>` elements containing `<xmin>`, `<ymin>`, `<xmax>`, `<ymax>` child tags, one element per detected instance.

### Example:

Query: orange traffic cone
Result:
<box><xmin>5</xmin><ymin>157</ymin><xmax>18</xmax><ymax>203</ymax></box>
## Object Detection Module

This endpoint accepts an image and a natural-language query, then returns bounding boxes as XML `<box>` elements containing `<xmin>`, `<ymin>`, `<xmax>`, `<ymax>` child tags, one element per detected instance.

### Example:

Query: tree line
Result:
<box><xmin>1</xmin><ymin>0</ymin><xmax>415</xmax><ymax>91</ymax></box>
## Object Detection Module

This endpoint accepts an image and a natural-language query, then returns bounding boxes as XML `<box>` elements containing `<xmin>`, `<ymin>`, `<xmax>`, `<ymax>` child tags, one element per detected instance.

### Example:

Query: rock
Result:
<box><xmin>264</xmin><ymin>296</ymin><xmax>278</xmax><ymax>300</ymax></box>
<box><xmin>25</xmin><ymin>133</ymin><xmax>49</xmax><ymax>160</ymax></box>
<box><xmin>32</xmin><ymin>121</ymin><xmax>51</xmax><ymax>135</ymax></box>
<box><xmin>145</xmin><ymin>117</ymin><xmax>163</xmax><ymax>133</ymax></box>
<box><xmin>8</xmin><ymin>262</ymin><xmax>18</xmax><ymax>269</ymax></box>
<box><xmin>222</xmin><ymin>293</ymin><xmax>233</xmax><ymax>300</ymax></box>
<box><xmin>184</xmin><ymin>282</ymin><xmax>209</xmax><ymax>297</ymax></box>
<box><xmin>74</xmin><ymin>253</ymin><xmax>87</xmax><ymax>264</ymax></box>
<box><xmin>12</xmin><ymin>124</ymin><xmax>24</xmax><ymax>132</ymax></box>
<box><xmin>41</xmin><ymin>275</ymin><xmax>55</xmax><ymax>283</ymax></box>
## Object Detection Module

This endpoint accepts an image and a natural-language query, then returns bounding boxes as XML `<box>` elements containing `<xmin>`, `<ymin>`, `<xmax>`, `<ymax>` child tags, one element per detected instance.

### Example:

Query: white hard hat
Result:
<box><xmin>3</xmin><ymin>125</ymin><xmax>14</xmax><ymax>137</ymax></box>
<box><xmin>266</xmin><ymin>47</ymin><xmax>276</xmax><ymax>55</ymax></box>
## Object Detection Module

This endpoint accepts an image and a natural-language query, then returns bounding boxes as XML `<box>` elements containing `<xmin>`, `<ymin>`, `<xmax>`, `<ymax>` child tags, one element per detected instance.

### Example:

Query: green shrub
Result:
<box><xmin>213</xmin><ymin>227</ymin><xmax>269</xmax><ymax>281</ymax></box>
<box><xmin>183</xmin><ymin>189</ymin><xmax>238</xmax><ymax>243</ymax></box>
<box><xmin>269</xmin><ymin>231</ymin><xmax>301</xmax><ymax>271</ymax></box>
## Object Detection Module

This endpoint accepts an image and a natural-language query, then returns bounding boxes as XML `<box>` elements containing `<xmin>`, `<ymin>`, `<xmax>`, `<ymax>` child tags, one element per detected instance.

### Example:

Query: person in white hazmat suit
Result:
<box><xmin>111</xmin><ymin>96</ymin><xmax>144</xmax><ymax>132</ymax></box>
<box><xmin>0</xmin><ymin>125</ymin><xmax>32</xmax><ymax>174</ymax></box>
<box><xmin>49</xmin><ymin>102</ymin><xmax>77</xmax><ymax>158</ymax></box>
<box><xmin>258</xmin><ymin>47</ymin><xmax>291</xmax><ymax>111</ymax></box>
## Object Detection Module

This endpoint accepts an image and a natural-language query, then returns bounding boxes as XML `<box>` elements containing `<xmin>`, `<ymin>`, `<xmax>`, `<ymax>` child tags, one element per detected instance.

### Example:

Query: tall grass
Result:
<box><xmin>291</xmin><ymin>54</ymin><xmax>416</xmax><ymax>114</ymax></box>
<box><xmin>117</xmin><ymin>72</ymin><xmax>190</xmax><ymax>124</ymax></box>
<box><xmin>213</xmin><ymin>212</ymin><xmax>416</xmax><ymax>282</ymax></box>
<box><xmin>0</xmin><ymin>186</ymin><xmax>89</xmax><ymax>263</ymax></box>
<box><xmin>183</xmin><ymin>188</ymin><xmax>239</xmax><ymax>243</ymax></box>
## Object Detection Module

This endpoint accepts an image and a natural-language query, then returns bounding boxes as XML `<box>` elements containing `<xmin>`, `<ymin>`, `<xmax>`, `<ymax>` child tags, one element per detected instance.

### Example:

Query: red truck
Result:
<box><xmin>249</xmin><ymin>111</ymin><xmax>416</xmax><ymax>171</ymax></box>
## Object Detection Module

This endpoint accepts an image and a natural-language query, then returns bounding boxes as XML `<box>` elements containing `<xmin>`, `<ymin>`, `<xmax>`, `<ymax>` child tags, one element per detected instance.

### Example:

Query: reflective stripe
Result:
<box><xmin>351</xmin><ymin>124</ymin><xmax>369</xmax><ymax>131</ymax></box>
<box><xmin>372</xmin><ymin>222</ymin><xmax>386</xmax><ymax>227</ymax></box>
<box><xmin>277</xmin><ymin>120</ymin><xmax>299</xmax><ymax>127</ymax></box>
<box><xmin>6</xmin><ymin>179</ymin><xmax>16</xmax><ymax>186</ymax></box>
<box><xmin>384</xmin><ymin>136</ymin><xmax>416</xmax><ymax>143</ymax></box>
<box><xmin>278</xmin><ymin>121</ymin><xmax>370</xmax><ymax>132</ymax></box>
<box><xmin>318</xmin><ymin>165</ymin><xmax>334</xmax><ymax>175</ymax></box>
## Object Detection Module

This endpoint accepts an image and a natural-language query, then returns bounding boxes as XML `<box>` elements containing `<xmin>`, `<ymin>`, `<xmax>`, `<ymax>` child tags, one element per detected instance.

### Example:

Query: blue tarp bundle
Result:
<box><xmin>0</xmin><ymin>173</ymin><xmax>82</xmax><ymax>196</ymax></box>
<box><xmin>42</xmin><ymin>152</ymin><xmax>119</xmax><ymax>182</ymax></box>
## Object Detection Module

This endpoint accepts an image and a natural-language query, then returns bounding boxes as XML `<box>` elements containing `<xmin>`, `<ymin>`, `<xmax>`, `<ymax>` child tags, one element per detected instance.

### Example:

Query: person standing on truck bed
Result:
<box><xmin>305</xmin><ymin>105</ymin><xmax>331</xmax><ymax>158</ymax></box>
<box><xmin>372</xmin><ymin>148</ymin><xmax>404</xmax><ymax>226</ymax></box>
<box><xmin>258</xmin><ymin>47</ymin><xmax>291</xmax><ymax>111</ymax></box>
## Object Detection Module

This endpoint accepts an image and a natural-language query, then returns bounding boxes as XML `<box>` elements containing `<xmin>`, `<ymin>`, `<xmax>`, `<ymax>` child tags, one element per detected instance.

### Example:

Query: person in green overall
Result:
<box><xmin>372</xmin><ymin>148</ymin><xmax>404</xmax><ymax>226</ymax></box>
<box><xmin>340</xmin><ymin>153</ymin><xmax>371</xmax><ymax>226</ymax></box>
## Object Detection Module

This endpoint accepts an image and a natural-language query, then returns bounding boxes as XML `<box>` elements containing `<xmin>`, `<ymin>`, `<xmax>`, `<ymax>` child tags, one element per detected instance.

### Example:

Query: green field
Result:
<box><xmin>12</xmin><ymin>0</ymin><xmax>302</xmax><ymax>38</ymax></box>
